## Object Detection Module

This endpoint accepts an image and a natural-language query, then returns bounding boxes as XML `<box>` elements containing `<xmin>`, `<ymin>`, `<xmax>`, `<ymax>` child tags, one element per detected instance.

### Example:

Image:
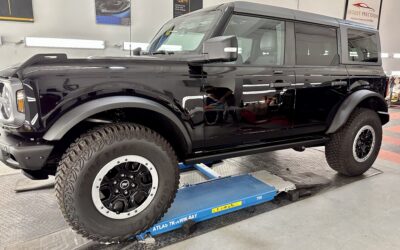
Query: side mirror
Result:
<box><xmin>202</xmin><ymin>35</ymin><xmax>238</xmax><ymax>62</ymax></box>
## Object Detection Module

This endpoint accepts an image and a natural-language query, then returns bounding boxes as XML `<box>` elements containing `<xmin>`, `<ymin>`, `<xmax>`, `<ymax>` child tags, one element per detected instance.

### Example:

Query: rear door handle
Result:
<box><xmin>273</xmin><ymin>70</ymin><xmax>283</xmax><ymax>75</ymax></box>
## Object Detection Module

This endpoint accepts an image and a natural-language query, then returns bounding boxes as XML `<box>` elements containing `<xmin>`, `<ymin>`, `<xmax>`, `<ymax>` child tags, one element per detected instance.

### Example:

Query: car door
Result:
<box><xmin>202</xmin><ymin>14</ymin><xmax>296</xmax><ymax>149</ymax></box>
<box><xmin>293</xmin><ymin>22</ymin><xmax>349</xmax><ymax>134</ymax></box>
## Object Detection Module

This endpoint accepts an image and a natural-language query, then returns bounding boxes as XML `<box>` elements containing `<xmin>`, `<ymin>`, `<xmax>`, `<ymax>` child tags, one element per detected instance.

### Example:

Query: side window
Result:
<box><xmin>223</xmin><ymin>15</ymin><xmax>285</xmax><ymax>66</ymax></box>
<box><xmin>295</xmin><ymin>23</ymin><xmax>339</xmax><ymax>66</ymax></box>
<box><xmin>347</xmin><ymin>29</ymin><xmax>378</xmax><ymax>63</ymax></box>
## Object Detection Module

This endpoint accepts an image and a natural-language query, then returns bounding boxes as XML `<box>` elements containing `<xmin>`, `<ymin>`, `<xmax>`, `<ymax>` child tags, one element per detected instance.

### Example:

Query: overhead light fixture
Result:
<box><xmin>123</xmin><ymin>42</ymin><xmax>149</xmax><ymax>51</ymax></box>
<box><xmin>391</xmin><ymin>71</ymin><xmax>400</xmax><ymax>76</ymax></box>
<box><xmin>224</xmin><ymin>47</ymin><xmax>238</xmax><ymax>53</ymax></box>
<box><xmin>158</xmin><ymin>44</ymin><xmax>182</xmax><ymax>51</ymax></box>
<box><xmin>393</xmin><ymin>53</ymin><xmax>400</xmax><ymax>59</ymax></box>
<box><xmin>381</xmin><ymin>53</ymin><xmax>389</xmax><ymax>58</ymax></box>
<box><xmin>349</xmin><ymin>52</ymin><xmax>359</xmax><ymax>57</ymax></box>
<box><xmin>25</xmin><ymin>37</ymin><xmax>105</xmax><ymax>49</ymax></box>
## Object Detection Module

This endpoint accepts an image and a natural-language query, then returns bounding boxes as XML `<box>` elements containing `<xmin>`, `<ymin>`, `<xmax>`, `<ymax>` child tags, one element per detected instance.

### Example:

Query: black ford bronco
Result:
<box><xmin>0</xmin><ymin>1</ymin><xmax>389</xmax><ymax>242</ymax></box>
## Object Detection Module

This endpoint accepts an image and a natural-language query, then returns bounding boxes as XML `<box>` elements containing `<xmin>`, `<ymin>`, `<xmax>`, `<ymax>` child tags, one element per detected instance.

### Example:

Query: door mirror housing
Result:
<box><xmin>202</xmin><ymin>36</ymin><xmax>238</xmax><ymax>62</ymax></box>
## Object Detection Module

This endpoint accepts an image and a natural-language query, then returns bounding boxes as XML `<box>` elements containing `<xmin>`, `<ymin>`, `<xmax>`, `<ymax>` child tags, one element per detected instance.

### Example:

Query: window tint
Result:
<box><xmin>223</xmin><ymin>15</ymin><xmax>285</xmax><ymax>65</ymax></box>
<box><xmin>347</xmin><ymin>29</ymin><xmax>378</xmax><ymax>63</ymax></box>
<box><xmin>148</xmin><ymin>11</ymin><xmax>219</xmax><ymax>53</ymax></box>
<box><xmin>295</xmin><ymin>23</ymin><xmax>338</xmax><ymax>66</ymax></box>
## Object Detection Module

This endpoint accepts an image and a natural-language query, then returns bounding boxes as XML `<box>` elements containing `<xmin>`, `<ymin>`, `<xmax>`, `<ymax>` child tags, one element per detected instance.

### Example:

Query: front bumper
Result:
<box><xmin>0</xmin><ymin>130</ymin><xmax>53</xmax><ymax>170</ymax></box>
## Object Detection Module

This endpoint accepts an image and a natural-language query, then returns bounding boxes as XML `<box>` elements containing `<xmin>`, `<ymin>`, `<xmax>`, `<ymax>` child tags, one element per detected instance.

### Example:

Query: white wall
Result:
<box><xmin>204</xmin><ymin>0</ymin><xmax>346</xmax><ymax>18</ymax></box>
<box><xmin>0</xmin><ymin>0</ymin><xmax>173</xmax><ymax>69</ymax></box>
<box><xmin>204</xmin><ymin>0</ymin><xmax>298</xmax><ymax>9</ymax></box>
<box><xmin>298</xmin><ymin>0</ymin><xmax>346</xmax><ymax>18</ymax></box>
<box><xmin>379</xmin><ymin>0</ymin><xmax>400</xmax><ymax>73</ymax></box>
<box><xmin>0</xmin><ymin>0</ymin><xmax>399</xmax><ymax>73</ymax></box>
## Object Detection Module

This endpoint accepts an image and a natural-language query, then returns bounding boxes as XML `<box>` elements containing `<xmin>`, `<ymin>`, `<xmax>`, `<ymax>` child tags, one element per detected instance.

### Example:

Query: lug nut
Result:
<box><xmin>115</xmin><ymin>189</ymin><xmax>119</xmax><ymax>194</ymax></box>
<box><xmin>120</xmin><ymin>174</ymin><xmax>125</xmax><ymax>178</ymax></box>
<box><xmin>129</xmin><ymin>175</ymin><xmax>134</xmax><ymax>179</ymax></box>
<box><xmin>131</xmin><ymin>183</ymin><xmax>136</xmax><ymax>188</ymax></box>
<box><xmin>113</xmin><ymin>180</ymin><xmax>117</xmax><ymax>185</ymax></box>
<box><xmin>124</xmin><ymin>190</ymin><xmax>128</xmax><ymax>195</ymax></box>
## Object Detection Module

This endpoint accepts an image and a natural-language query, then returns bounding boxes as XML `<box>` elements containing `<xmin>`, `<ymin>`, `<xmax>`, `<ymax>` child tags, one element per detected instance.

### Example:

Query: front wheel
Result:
<box><xmin>325</xmin><ymin>108</ymin><xmax>382</xmax><ymax>176</ymax></box>
<box><xmin>55</xmin><ymin>123</ymin><xmax>179</xmax><ymax>242</ymax></box>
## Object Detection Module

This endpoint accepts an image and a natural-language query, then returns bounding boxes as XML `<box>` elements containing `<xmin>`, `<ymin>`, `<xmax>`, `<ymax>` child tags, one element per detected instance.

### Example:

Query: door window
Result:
<box><xmin>295</xmin><ymin>23</ymin><xmax>339</xmax><ymax>66</ymax></box>
<box><xmin>148</xmin><ymin>11</ymin><xmax>219</xmax><ymax>53</ymax></box>
<box><xmin>223</xmin><ymin>15</ymin><xmax>285</xmax><ymax>65</ymax></box>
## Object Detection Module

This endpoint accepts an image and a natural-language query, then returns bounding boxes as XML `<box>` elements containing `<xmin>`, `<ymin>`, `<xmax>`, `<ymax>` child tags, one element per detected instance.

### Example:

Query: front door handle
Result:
<box><xmin>273</xmin><ymin>70</ymin><xmax>284</xmax><ymax>75</ymax></box>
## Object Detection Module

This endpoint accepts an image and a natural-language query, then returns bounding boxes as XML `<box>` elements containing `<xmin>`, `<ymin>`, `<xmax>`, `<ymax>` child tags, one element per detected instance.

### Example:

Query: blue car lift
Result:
<box><xmin>136</xmin><ymin>163</ymin><xmax>296</xmax><ymax>240</ymax></box>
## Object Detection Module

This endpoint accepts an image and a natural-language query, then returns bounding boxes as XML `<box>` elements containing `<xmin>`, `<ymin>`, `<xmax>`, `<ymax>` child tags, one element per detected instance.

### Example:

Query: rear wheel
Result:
<box><xmin>55</xmin><ymin>123</ymin><xmax>179</xmax><ymax>242</ymax></box>
<box><xmin>325</xmin><ymin>108</ymin><xmax>382</xmax><ymax>176</ymax></box>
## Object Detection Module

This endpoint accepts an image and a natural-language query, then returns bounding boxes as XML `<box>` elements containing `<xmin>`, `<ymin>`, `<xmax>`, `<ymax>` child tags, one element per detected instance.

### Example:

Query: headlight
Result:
<box><xmin>0</xmin><ymin>78</ymin><xmax>26</xmax><ymax>127</ymax></box>
<box><xmin>16</xmin><ymin>90</ymin><xmax>25</xmax><ymax>113</ymax></box>
<box><xmin>1</xmin><ymin>87</ymin><xmax>11</xmax><ymax>119</ymax></box>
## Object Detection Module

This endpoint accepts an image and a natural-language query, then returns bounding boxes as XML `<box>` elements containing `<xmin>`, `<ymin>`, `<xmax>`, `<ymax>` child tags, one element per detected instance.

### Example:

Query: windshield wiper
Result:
<box><xmin>151</xmin><ymin>50</ymin><xmax>175</xmax><ymax>55</ymax></box>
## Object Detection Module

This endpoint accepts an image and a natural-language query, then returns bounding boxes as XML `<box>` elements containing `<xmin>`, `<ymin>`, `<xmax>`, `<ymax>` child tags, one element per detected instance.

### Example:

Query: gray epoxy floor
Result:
<box><xmin>0</xmin><ymin>149</ymin><xmax>386</xmax><ymax>250</ymax></box>
<box><xmin>162</xmin><ymin>158</ymin><xmax>400</xmax><ymax>250</ymax></box>
<box><xmin>1</xmin><ymin>108</ymin><xmax>400</xmax><ymax>249</ymax></box>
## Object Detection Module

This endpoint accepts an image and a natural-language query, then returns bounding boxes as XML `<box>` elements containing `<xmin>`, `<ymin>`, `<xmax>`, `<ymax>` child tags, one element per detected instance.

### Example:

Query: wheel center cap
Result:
<box><xmin>120</xmin><ymin>180</ymin><xmax>130</xmax><ymax>189</ymax></box>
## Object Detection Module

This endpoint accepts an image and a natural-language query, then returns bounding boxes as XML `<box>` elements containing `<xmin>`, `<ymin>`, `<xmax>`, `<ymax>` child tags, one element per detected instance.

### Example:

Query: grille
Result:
<box><xmin>0</xmin><ymin>81</ymin><xmax>4</xmax><ymax>95</ymax></box>
<box><xmin>0</xmin><ymin>80</ymin><xmax>8</xmax><ymax>120</ymax></box>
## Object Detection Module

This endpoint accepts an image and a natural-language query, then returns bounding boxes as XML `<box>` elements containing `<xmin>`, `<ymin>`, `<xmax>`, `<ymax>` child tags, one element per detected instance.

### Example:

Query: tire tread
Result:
<box><xmin>326</xmin><ymin>108</ymin><xmax>382</xmax><ymax>176</ymax></box>
<box><xmin>55</xmin><ymin>123</ymin><xmax>179</xmax><ymax>243</ymax></box>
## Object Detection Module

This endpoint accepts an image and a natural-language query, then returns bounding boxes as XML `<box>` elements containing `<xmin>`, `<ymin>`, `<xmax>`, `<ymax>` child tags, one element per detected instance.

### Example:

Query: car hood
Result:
<box><xmin>0</xmin><ymin>53</ymin><xmax>204</xmax><ymax>79</ymax></box>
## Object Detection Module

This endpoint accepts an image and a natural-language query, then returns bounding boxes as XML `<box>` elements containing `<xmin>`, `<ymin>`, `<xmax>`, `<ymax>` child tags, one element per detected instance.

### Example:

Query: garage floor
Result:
<box><xmin>162</xmin><ymin>159</ymin><xmax>400</xmax><ymax>250</ymax></box>
<box><xmin>0</xmin><ymin>108</ymin><xmax>399</xmax><ymax>250</ymax></box>
<box><xmin>162</xmin><ymin>107</ymin><xmax>400</xmax><ymax>250</ymax></box>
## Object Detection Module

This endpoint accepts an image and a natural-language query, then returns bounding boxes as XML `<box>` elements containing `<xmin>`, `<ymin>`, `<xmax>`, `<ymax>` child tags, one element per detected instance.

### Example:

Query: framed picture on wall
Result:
<box><xmin>345</xmin><ymin>0</ymin><xmax>383</xmax><ymax>29</ymax></box>
<box><xmin>0</xmin><ymin>0</ymin><xmax>34</xmax><ymax>22</ymax></box>
<box><xmin>95</xmin><ymin>0</ymin><xmax>131</xmax><ymax>26</ymax></box>
<box><xmin>173</xmin><ymin>0</ymin><xmax>203</xmax><ymax>18</ymax></box>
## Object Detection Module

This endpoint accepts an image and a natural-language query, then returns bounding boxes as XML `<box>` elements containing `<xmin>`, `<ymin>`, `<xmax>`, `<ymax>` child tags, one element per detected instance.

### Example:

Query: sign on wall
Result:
<box><xmin>345</xmin><ymin>0</ymin><xmax>382</xmax><ymax>29</ymax></box>
<box><xmin>95</xmin><ymin>0</ymin><xmax>131</xmax><ymax>26</ymax></box>
<box><xmin>0</xmin><ymin>0</ymin><xmax>33</xmax><ymax>22</ymax></box>
<box><xmin>173</xmin><ymin>0</ymin><xmax>203</xmax><ymax>18</ymax></box>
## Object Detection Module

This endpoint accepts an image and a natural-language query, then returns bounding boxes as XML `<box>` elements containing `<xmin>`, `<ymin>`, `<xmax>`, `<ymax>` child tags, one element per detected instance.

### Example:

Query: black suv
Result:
<box><xmin>0</xmin><ymin>1</ymin><xmax>389</xmax><ymax>242</ymax></box>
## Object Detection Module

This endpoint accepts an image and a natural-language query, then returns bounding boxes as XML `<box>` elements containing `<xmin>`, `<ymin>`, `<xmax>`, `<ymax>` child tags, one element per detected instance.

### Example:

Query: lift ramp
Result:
<box><xmin>136</xmin><ymin>164</ymin><xmax>295</xmax><ymax>240</ymax></box>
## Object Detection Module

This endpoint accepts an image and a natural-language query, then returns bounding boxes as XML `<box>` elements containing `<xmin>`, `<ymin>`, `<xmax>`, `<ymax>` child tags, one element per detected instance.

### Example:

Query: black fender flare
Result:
<box><xmin>326</xmin><ymin>89</ymin><xmax>389</xmax><ymax>134</ymax></box>
<box><xmin>43</xmin><ymin>96</ymin><xmax>192</xmax><ymax>152</ymax></box>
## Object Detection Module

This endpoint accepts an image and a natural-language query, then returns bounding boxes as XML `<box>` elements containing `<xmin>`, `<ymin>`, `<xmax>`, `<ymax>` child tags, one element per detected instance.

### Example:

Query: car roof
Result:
<box><xmin>217</xmin><ymin>1</ymin><xmax>377</xmax><ymax>31</ymax></box>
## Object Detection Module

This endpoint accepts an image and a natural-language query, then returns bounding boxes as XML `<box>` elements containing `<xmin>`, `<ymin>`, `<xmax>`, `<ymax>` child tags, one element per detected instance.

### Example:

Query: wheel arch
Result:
<box><xmin>43</xmin><ymin>96</ymin><xmax>192</xmax><ymax>157</ymax></box>
<box><xmin>326</xmin><ymin>89</ymin><xmax>389</xmax><ymax>134</ymax></box>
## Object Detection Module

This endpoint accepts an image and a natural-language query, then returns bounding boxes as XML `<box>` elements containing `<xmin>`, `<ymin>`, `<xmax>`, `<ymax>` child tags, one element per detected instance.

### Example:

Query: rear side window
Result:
<box><xmin>347</xmin><ymin>29</ymin><xmax>379</xmax><ymax>63</ymax></box>
<box><xmin>295</xmin><ymin>23</ymin><xmax>339</xmax><ymax>66</ymax></box>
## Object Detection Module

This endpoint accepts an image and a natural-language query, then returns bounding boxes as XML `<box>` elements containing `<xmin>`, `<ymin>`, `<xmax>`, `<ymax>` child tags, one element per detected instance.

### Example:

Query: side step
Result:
<box><xmin>185</xmin><ymin>137</ymin><xmax>329</xmax><ymax>164</ymax></box>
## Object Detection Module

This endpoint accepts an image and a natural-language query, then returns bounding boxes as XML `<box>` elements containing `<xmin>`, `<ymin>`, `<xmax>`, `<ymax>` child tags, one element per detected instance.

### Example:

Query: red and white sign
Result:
<box><xmin>346</xmin><ymin>0</ymin><xmax>382</xmax><ymax>29</ymax></box>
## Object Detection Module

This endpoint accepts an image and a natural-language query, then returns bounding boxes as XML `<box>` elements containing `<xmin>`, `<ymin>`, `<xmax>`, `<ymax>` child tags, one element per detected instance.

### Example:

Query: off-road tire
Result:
<box><xmin>55</xmin><ymin>123</ymin><xmax>179</xmax><ymax>243</ymax></box>
<box><xmin>325</xmin><ymin>108</ymin><xmax>382</xmax><ymax>176</ymax></box>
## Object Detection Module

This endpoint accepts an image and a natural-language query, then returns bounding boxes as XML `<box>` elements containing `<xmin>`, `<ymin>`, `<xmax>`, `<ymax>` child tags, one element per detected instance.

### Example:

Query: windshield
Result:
<box><xmin>148</xmin><ymin>11</ymin><xmax>220</xmax><ymax>54</ymax></box>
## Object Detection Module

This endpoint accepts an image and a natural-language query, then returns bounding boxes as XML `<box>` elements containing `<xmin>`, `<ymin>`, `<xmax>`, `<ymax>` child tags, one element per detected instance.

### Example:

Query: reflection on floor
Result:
<box><xmin>380</xmin><ymin>108</ymin><xmax>400</xmax><ymax>164</ymax></box>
